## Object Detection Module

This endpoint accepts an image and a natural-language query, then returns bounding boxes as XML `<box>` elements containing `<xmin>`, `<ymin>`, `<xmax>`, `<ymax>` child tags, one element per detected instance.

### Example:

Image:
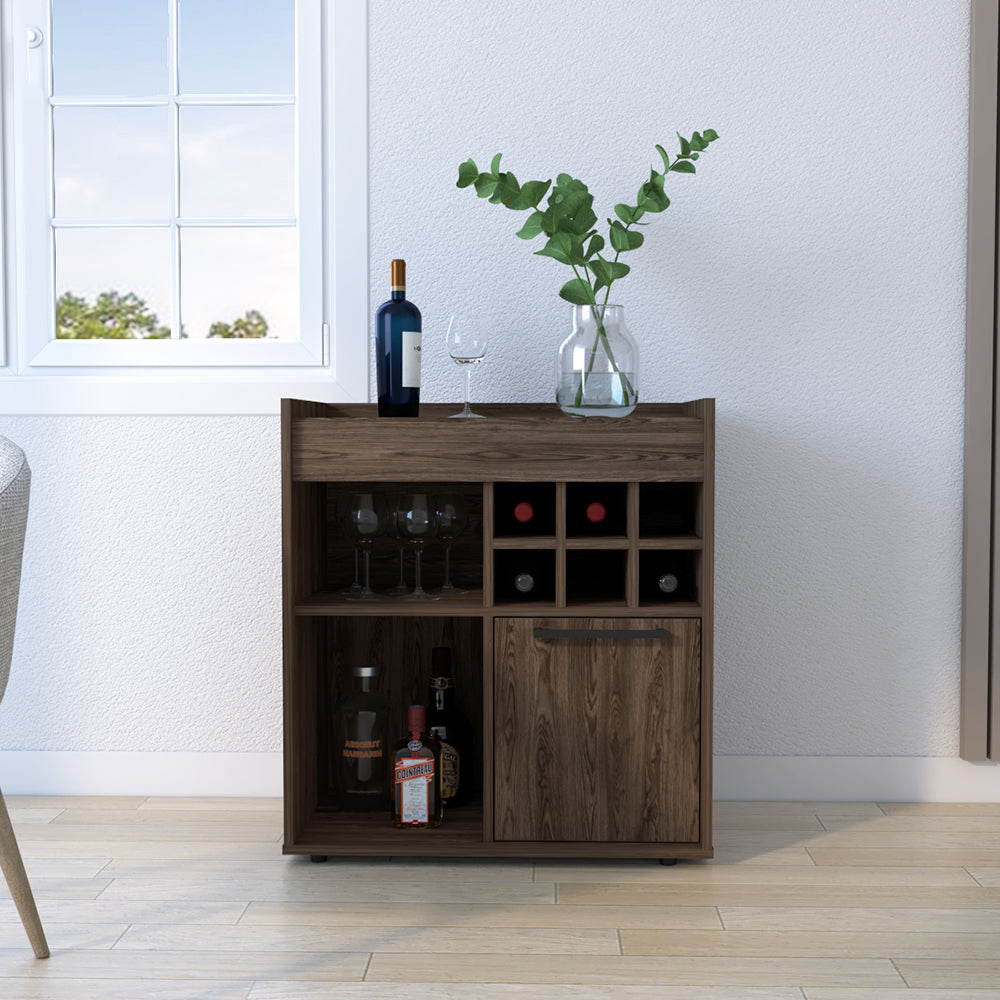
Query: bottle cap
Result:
<box><xmin>407</xmin><ymin>704</ymin><xmax>426</xmax><ymax>732</ymax></box>
<box><xmin>514</xmin><ymin>501</ymin><xmax>534</xmax><ymax>523</ymax></box>
<box><xmin>390</xmin><ymin>259</ymin><xmax>406</xmax><ymax>290</ymax></box>
<box><xmin>658</xmin><ymin>573</ymin><xmax>679</xmax><ymax>594</ymax></box>
<box><xmin>585</xmin><ymin>501</ymin><xmax>607</xmax><ymax>523</ymax></box>
<box><xmin>353</xmin><ymin>664</ymin><xmax>379</xmax><ymax>678</ymax></box>
<box><xmin>431</xmin><ymin>646</ymin><xmax>452</xmax><ymax>676</ymax></box>
<box><xmin>514</xmin><ymin>572</ymin><xmax>535</xmax><ymax>593</ymax></box>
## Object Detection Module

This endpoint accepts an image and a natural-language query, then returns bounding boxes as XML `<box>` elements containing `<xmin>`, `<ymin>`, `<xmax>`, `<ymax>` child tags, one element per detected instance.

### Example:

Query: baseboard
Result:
<box><xmin>714</xmin><ymin>754</ymin><xmax>1000</xmax><ymax>802</ymax></box>
<box><xmin>0</xmin><ymin>751</ymin><xmax>997</xmax><ymax>800</ymax></box>
<box><xmin>0</xmin><ymin>751</ymin><xmax>284</xmax><ymax>796</ymax></box>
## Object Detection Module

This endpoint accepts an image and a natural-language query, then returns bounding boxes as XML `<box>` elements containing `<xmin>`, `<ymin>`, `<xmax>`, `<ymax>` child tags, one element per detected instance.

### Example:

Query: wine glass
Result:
<box><xmin>446</xmin><ymin>314</ymin><xmax>487</xmax><ymax>418</ymax></box>
<box><xmin>335</xmin><ymin>495</ymin><xmax>363</xmax><ymax>597</ymax></box>
<box><xmin>382</xmin><ymin>492</ymin><xmax>410</xmax><ymax>596</ymax></box>
<box><xmin>396</xmin><ymin>493</ymin><xmax>439</xmax><ymax>601</ymax></box>
<box><xmin>344</xmin><ymin>493</ymin><xmax>385</xmax><ymax>601</ymax></box>
<box><xmin>433</xmin><ymin>493</ymin><xmax>469</xmax><ymax>594</ymax></box>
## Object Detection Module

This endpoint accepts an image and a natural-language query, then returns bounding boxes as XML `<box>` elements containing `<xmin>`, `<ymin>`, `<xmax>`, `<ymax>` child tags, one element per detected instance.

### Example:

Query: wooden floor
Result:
<box><xmin>0</xmin><ymin>798</ymin><xmax>999</xmax><ymax>998</ymax></box>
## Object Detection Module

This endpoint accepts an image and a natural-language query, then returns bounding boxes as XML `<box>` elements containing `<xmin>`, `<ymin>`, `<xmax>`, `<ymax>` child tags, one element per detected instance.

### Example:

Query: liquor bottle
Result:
<box><xmin>494</xmin><ymin>550</ymin><xmax>555</xmax><ymax>602</ymax></box>
<box><xmin>493</xmin><ymin>483</ymin><xmax>556</xmax><ymax>536</ymax></box>
<box><xmin>375</xmin><ymin>259</ymin><xmax>422</xmax><ymax>417</ymax></box>
<box><xmin>566</xmin><ymin>483</ymin><xmax>627</xmax><ymax>536</ymax></box>
<box><xmin>391</xmin><ymin>704</ymin><xmax>442</xmax><ymax>828</ymax></box>
<box><xmin>426</xmin><ymin>646</ymin><xmax>474</xmax><ymax>807</ymax></box>
<box><xmin>335</xmin><ymin>665</ymin><xmax>389</xmax><ymax>811</ymax></box>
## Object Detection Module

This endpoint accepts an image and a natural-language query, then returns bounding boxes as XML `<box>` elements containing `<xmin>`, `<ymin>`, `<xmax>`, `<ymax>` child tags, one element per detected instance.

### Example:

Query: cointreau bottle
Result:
<box><xmin>391</xmin><ymin>704</ymin><xmax>442</xmax><ymax>828</ymax></box>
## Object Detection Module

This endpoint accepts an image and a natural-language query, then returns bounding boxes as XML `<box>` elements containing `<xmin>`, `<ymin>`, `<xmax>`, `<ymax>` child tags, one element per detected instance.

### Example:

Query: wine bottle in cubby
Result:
<box><xmin>427</xmin><ymin>646</ymin><xmax>474</xmax><ymax>807</ymax></box>
<box><xmin>375</xmin><ymin>259</ymin><xmax>422</xmax><ymax>417</ymax></box>
<box><xmin>639</xmin><ymin>550</ymin><xmax>697</xmax><ymax>603</ymax></box>
<box><xmin>494</xmin><ymin>549</ymin><xmax>556</xmax><ymax>602</ymax></box>
<box><xmin>493</xmin><ymin>483</ymin><xmax>556</xmax><ymax>536</ymax></box>
<box><xmin>335</xmin><ymin>664</ymin><xmax>390</xmax><ymax>811</ymax></box>
<box><xmin>566</xmin><ymin>483</ymin><xmax>628</xmax><ymax>537</ymax></box>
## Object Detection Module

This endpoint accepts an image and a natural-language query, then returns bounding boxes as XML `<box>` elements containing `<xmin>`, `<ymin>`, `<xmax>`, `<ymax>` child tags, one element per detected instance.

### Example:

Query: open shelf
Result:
<box><xmin>296</xmin><ymin>591</ymin><xmax>485</xmax><ymax>616</ymax></box>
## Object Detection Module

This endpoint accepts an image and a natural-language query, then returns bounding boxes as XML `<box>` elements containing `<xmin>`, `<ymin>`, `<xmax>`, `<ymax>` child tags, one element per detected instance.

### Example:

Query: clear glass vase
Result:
<box><xmin>556</xmin><ymin>304</ymin><xmax>638</xmax><ymax>417</ymax></box>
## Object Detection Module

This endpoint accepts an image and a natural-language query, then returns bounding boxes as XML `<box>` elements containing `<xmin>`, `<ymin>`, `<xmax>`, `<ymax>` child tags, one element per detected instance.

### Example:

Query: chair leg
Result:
<box><xmin>0</xmin><ymin>788</ymin><xmax>49</xmax><ymax>958</ymax></box>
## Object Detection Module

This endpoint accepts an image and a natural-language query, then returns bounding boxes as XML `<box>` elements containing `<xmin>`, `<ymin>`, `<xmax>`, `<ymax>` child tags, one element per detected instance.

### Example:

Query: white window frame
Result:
<box><xmin>0</xmin><ymin>0</ymin><xmax>368</xmax><ymax>413</ymax></box>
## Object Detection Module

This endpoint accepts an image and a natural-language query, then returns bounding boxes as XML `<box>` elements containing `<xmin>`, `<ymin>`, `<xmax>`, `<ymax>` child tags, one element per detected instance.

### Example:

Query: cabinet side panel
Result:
<box><xmin>494</xmin><ymin>617</ymin><xmax>701</xmax><ymax>843</ymax></box>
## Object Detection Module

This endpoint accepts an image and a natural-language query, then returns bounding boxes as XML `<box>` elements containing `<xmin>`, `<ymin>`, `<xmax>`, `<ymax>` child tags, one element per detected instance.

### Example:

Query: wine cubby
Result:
<box><xmin>283</xmin><ymin>401</ymin><xmax>714</xmax><ymax>859</ymax></box>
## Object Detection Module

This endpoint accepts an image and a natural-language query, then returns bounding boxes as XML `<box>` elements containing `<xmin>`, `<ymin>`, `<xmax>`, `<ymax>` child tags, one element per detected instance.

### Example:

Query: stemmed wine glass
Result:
<box><xmin>382</xmin><ymin>492</ymin><xmax>410</xmax><ymax>596</ymax></box>
<box><xmin>446</xmin><ymin>314</ymin><xmax>488</xmax><ymax>418</ymax></box>
<box><xmin>344</xmin><ymin>493</ymin><xmax>385</xmax><ymax>601</ymax></box>
<box><xmin>433</xmin><ymin>493</ymin><xmax>469</xmax><ymax>594</ymax></box>
<box><xmin>396</xmin><ymin>493</ymin><xmax>439</xmax><ymax>601</ymax></box>
<box><xmin>335</xmin><ymin>495</ymin><xmax>363</xmax><ymax>597</ymax></box>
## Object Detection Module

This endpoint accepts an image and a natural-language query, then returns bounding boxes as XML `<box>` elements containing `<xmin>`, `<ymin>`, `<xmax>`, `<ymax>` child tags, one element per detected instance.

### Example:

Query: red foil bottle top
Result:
<box><xmin>513</xmin><ymin>501</ymin><xmax>534</xmax><ymax>523</ymax></box>
<box><xmin>407</xmin><ymin>704</ymin><xmax>426</xmax><ymax>735</ymax></box>
<box><xmin>585</xmin><ymin>501</ymin><xmax>607</xmax><ymax>523</ymax></box>
<box><xmin>431</xmin><ymin>646</ymin><xmax>451</xmax><ymax>676</ymax></box>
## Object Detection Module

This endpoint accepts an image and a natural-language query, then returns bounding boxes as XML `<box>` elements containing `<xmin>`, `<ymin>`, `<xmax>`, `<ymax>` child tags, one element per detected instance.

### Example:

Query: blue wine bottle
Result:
<box><xmin>376</xmin><ymin>259</ymin><xmax>421</xmax><ymax>417</ymax></box>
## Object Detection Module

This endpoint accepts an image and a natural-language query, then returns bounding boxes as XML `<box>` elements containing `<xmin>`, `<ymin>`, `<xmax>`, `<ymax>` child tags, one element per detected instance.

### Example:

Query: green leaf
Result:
<box><xmin>670</xmin><ymin>161</ymin><xmax>696</xmax><ymax>174</ymax></box>
<box><xmin>515</xmin><ymin>211</ymin><xmax>545</xmax><ymax>240</ymax></box>
<box><xmin>556</xmin><ymin>172</ymin><xmax>574</xmax><ymax>188</ymax></box>
<box><xmin>457</xmin><ymin>158</ymin><xmax>478</xmax><ymax>188</ymax></box>
<box><xmin>534</xmin><ymin>232</ymin><xmax>575</xmax><ymax>264</ymax></box>
<box><xmin>703</xmin><ymin>128</ymin><xmax>719</xmax><ymax>141</ymax></box>
<box><xmin>614</xmin><ymin>203</ymin><xmax>646</xmax><ymax>225</ymax></box>
<box><xmin>519</xmin><ymin>179</ymin><xmax>552</xmax><ymax>208</ymax></box>
<box><xmin>490</xmin><ymin>153</ymin><xmax>503</xmax><ymax>176</ymax></box>
<box><xmin>558</xmin><ymin>278</ymin><xmax>594</xmax><ymax>305</ymax></box>
<box><xmin>586</xmin><ymin>234</ymin><xmax>605</xmax><ymax>258</ymax></box>
<box><xmin>677</xmin><ymin>132</ymin><xmax>691</xmax><ymax>157</ymax></box>
<box><xmin>589</xmin><ymin>257</ymin><xmax>631</xmax><ymax>292</ymax></box>
<box><xmin>655</xmin><ymin>144</ymin><xmax>671</xmax><ymax>173</ymax></box>
<box><xmin>474</xmin><ymin>173</ymin><xmax>498</xmax><ymax>198</ymax></box>
<box><xmin>498</xmin><ymin>171</ymin><xmax>523</xmax><ymax>208</ymax></box>
<box><xmin>609</xmin><ymin>221</ymin><xmax>645</xmax><ymax>253</ymax></box>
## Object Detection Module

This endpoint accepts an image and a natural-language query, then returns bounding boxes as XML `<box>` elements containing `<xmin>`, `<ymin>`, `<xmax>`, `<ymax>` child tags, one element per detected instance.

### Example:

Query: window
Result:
<box><xmin>0</xmin><ymin>0</ymin><xmax>367</xmax><ymax>412</ymax></box>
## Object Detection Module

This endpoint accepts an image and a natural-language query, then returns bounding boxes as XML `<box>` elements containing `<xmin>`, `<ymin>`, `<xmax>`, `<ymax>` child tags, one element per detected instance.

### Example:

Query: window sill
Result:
<box><xmin>0</xmin><ymin>369</ymin><xmax>366</xmax><ymax>415</ymax></box>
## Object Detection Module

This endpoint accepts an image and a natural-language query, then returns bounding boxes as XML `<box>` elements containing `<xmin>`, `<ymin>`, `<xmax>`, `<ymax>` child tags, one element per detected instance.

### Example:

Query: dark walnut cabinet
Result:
<box><xmin>282</xmin><ymin>400</ymin><xmax>714</xmax><ymax>860</ymax></box>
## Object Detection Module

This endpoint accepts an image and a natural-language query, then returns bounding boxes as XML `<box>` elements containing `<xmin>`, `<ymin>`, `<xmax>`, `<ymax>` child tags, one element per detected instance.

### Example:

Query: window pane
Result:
<box><xmin>180</xmin><ymin>228</ymin><xmax>296</xmax><ymax>339</ymax></box>
<box><xmin>178</xmin><ymin>0</ymin><xmax>295</xmax><ymax>94</ymax></box>
<box><xmin>179</xmin><ymin>106</ymin><xmax>295</xmax><ymax>219</ymax></box>
<box><xmin>55</xmin><ymin>229</ymin><xmax>172</xmax><ymax>339</ymax></box>
<box><xmin>52</xmin><ymin>0</ymin><xmax>168</xmax><ymax>97</ymax></box>
<box><xmin>55</xmin><ymin>108</ymin><xmax>170</xmax><ymax>220</ymax></box>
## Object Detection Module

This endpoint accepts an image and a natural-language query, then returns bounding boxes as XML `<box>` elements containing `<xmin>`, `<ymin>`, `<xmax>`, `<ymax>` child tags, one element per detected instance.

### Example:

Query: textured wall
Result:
<box><xmin>0</xmin><ymin>1</ymin><xmax>970</xmax><ymax>762</ymax></box>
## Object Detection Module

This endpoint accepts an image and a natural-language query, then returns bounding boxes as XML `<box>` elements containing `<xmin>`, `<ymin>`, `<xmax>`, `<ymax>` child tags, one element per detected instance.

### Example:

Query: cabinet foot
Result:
<box><xmin>659</xmin><ymin>858</ymin><xmax>677</xmax><ymax>866</ymax></box>
<box><xmin>309</xmin><ymin>855</ymin><xmax>329</xmax><ymax>863</ymax></box>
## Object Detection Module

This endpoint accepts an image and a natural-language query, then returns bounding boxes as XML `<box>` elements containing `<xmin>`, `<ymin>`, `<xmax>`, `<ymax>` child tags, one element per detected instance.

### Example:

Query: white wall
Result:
<box><xmin>2</xmin><ymin>0</ymin><xmax>993</xmax><ymax>799</ymax></box>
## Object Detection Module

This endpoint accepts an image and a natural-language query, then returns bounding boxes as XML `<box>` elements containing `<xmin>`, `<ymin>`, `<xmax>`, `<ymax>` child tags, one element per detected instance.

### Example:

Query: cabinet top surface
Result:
<box><xmin>283</xmin><ymin>400</ymin><xmax>714</xmax><ymax>482</ymax></box>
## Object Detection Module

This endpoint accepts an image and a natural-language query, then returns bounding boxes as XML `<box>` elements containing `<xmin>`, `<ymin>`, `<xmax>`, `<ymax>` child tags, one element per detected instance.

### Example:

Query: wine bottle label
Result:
<box><xmin>395</xmin><ymin>757</ymin><xmax>433</xmax><ymax>824</ymax></box>
<box><xmin>438</xmin><ymin>740</ymin><xmax>460</xmax><ymax>800</ymax></box>
<box><xmin>431</xmin><ymin>676</ymin><xmax>454</xmax><ymax>690</ymax></box>
<box><xmin>401</xmin><ymin>331</ymin><xmax>421</xmax><ymax>388</ymax></box>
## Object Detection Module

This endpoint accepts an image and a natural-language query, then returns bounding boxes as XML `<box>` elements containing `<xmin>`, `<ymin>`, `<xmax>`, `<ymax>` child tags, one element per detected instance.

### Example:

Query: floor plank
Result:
<box><xmin>1</xmin><ymin>797</ymin><xmax>998</xmax><ymax>997</ymax></box>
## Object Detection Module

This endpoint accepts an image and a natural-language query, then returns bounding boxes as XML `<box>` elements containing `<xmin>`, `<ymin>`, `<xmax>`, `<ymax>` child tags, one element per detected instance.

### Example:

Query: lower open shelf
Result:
<box><xmin>285</xmin><ymin>804</ymin><xmax>713</xmax><ymax>859</ymax></box>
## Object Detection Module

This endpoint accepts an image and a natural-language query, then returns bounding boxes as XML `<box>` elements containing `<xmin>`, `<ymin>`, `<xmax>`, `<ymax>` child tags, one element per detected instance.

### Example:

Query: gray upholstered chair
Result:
<box><xmin>0</xmin><ymin>435</ymin><xmax>48</xmax><ymax>958</ymax></box>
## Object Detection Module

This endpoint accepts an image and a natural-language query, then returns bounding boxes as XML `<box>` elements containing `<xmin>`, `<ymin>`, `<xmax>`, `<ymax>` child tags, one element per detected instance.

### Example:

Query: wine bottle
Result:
<box><xmin>391</xmin><ymin>705</ymin><xmax>442</xmax><ymax>828</ymax></box>
<box><xmin>426</xmin><ymin>647</ymin><xmax>475</xmax><ymax>807</ymax></box>
<box><xmin>566</xmin><ymin>483</ymin><xmax>627</xmax><ymax>536</ymax></box>
<box><xmin>493</xmin><ymin>483</ymin><xmax>556</xmax><ymax>536</ymax></box>
<box><xmin>639</xmin><ymin>551</ymin><xmax>695</xmax><ymax>603</ymax></box>
<box><xmin>335</xmin><ymin>664</ymin><xmax>389</xmax><ymax>811</ymax></box>
<box><xmin>375</xmin><ymin>259</ymin><xmax>422</xmax><ymax>417</ymax></box>
<box><xmin>494</xmin><ymin>550</ymin><xmax>555</xmax><ymax>602</ymax></box>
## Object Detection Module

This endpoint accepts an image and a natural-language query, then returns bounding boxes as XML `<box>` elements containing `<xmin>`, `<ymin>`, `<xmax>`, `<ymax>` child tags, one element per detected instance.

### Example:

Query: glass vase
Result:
<box><xmin>556</xmin><ymin>304</ymin><xmax>638</xmax><ymax>417</ymax></box>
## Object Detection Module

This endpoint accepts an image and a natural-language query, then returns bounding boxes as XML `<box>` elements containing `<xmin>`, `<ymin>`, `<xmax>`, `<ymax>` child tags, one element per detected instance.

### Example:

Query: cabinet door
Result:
<box><xmin>493</xmin><ymin>617</ymin><xmax>701</xmax><ymax>843</ymax></box>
